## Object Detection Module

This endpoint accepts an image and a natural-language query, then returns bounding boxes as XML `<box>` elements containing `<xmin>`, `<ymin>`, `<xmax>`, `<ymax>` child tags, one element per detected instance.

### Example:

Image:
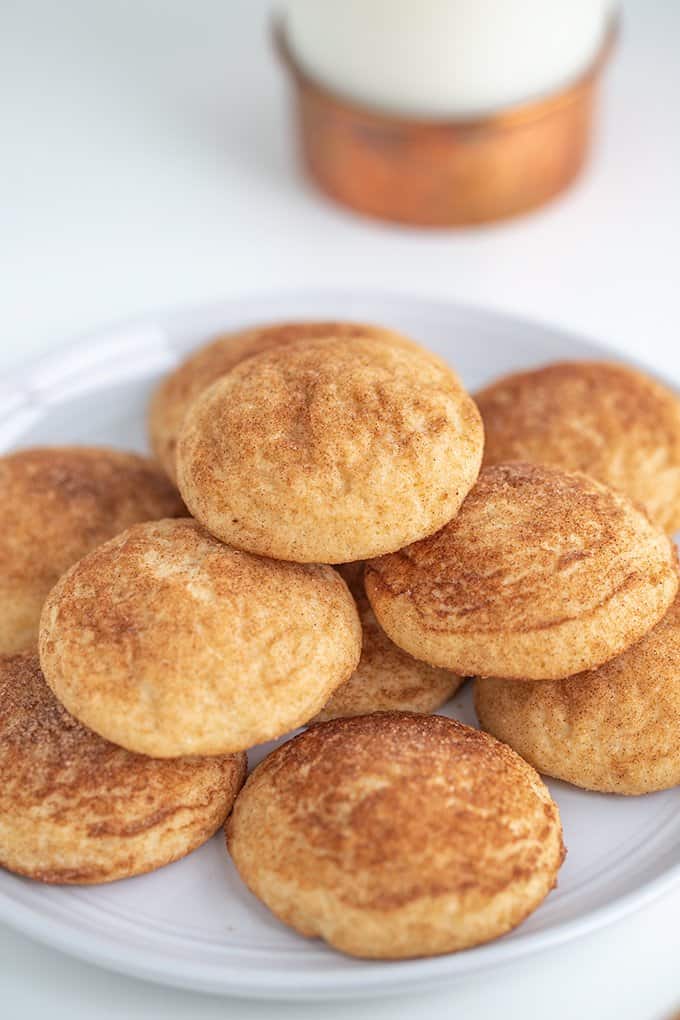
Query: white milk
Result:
<box><xmin>285</xmin><ymin>0</ymin><xmax>614</xmax><ymax>117</ymax></box>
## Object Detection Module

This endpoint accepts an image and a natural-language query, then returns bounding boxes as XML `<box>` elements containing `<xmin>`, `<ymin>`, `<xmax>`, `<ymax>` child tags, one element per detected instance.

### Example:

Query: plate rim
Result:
<box><xmin>0</xmin><ymin>287</ymin><xmax>643</xmax><ymax>389</ymax></box>
<box><xmin>2</xmin><ymin>289</ymin><xmax>679</xmax><ymax>1000</ymax></box>
<box><xmin>1</xmin><ymin>858</ymin><xmax>679</xmax><ymax>1001</ymax></box>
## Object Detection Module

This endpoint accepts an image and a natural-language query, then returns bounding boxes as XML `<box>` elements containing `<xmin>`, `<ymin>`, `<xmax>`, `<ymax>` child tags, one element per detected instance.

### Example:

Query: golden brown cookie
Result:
<box><xmin>315</xmin><ymin>564</ymin><xmax>462</xmax><ymax>721</ymax></box>
<box><xmin>149</xmin><ymin>321</ymin><xmax>458</xmax><ymax>482</ymax></box>
<box><xmin>177</xmin><ymin>337</ymin><xmax>483</xmax><ymax>563</ymax></box>
<box><xmin>365</xmin><ymin>463</ymin><xmax>678</xmax><ymax>681</ymax></box>
<box><xmin>0</xmin><ymin>446</ymin><xmax>184</xmax><ymax>655</ymax></box>
<box><xmin>476</xmin><ymin>360</ymin><xmax>680</xmax><ymax>533</ymax></box>
<box><xmin>0</xmin><ymin>653</ymin><xmax>246</xmax><ymax>884</ymax></box>
<box><xmin>227</xmin><ymin>712</ymin><xmax>564</xmax><ymax>959</ymax></box>
<box><xmin>475</xmin><ymin>592</ymin><xmax>680</xmax><ymax>795</ymax></box>
<box><xmin>39</xmin><ymin>518</ymin><xmax>361</xmax><ymax>757</ymax></box>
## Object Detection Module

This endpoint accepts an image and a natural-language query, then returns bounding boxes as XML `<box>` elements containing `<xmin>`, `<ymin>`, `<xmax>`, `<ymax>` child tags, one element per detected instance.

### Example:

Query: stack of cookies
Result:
<box><xmin>2</xmin><ymin>322</ymin><xmax>680</xmax><ymax>962</ymax></box>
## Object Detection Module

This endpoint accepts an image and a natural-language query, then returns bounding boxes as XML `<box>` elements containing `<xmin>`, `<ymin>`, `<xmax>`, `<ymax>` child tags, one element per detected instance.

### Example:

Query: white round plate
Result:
<box><xmin>1</xmin><ymin>292</ymin><xmax>679</xmax><ymax>1001</ymax></box>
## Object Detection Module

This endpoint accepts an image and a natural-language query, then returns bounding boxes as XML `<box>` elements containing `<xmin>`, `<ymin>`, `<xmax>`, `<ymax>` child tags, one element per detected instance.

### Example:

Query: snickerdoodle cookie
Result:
<box><xmin>0</xmin><ymin>653</ymin><xmax>246</xmax><ymax>884</ymax></box>
<box><xmin>177</xmin><ymin>337</ymin><xmax>482</xmax><ymax>563</ymax></box>
<box><xmin>149</xmin><ymin>321</ymin><xmax>458</xmax><ymax>483</ymax></box>
<box><xmin>315</xmin><ymin>564</ymin><xmax>462</xmax><ymax>721</ymax></box>
<box><xmin>365</xmin><ymin>463</ymin><xmax>678</xmax><ymax>681</ymax></box>
<box><xmin>476</xmin><ymin>361</ymin><xmax>680</xmax><ymax>533</ymax></box>
<box><xmin>39</xmin><ymin>518</ymin><xmax>361</xmax><ymax>757</ymax></box>
<box><xmin>0</xmin><ymin>446</ymin><xmax>184</xmax><ymax>655</ymax></box>
<box><xmin>226</xmin><ymin>713</ymin><xmax>564</xmax><ymax>959</ymax></box>
<box><xmin>475</xmin><ymin>592</ymin><xmax>680</xmax><ymax>795</ymax></box>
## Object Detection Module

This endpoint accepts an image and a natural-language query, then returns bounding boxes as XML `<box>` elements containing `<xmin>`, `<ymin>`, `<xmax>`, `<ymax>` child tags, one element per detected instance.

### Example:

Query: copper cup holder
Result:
<box><xmin>277</xmin><ymin>19</ymin><xmax>617</xmax><ymax>227</ymax></box>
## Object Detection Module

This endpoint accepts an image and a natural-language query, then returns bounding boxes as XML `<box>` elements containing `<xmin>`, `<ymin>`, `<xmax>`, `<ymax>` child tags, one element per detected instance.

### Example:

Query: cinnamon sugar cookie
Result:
<box><xmin>476</xmin><ymin>361</ymin><xmax>680</xmax><ymax>533</ymax></box>
<box><xmin>227</xmin><ymin>713</ymin><xmax>564</xmax><ymax>959</ymax></box>
<box><xmin>366</xmin><ymin>463</ymin><xmax>678</xmax><ymax>680</ymax></box>
<box><xmin>149</xmin><ymin>321</ymin><xmax>458</xmax><ymax>482</ymax></box>
<box><xmin>475</xmin><ymin>592</ymin><xmax>680</xmax><ymax>795</ymax></box>
<box><xmin>0</xmin><ymin>653</ymin><xmax>246</xmax><ymax>884</ymax></box>
<box><xmin>177</xmin><ymin>337</ymin><xmax>482</xmax><ymax>563</ymax></box>
<box><xmin>39</xmin><ymin>518</ymin><xmax>361</xmax><ymax>757</ymax></box>
<box><xmin>315</xmin><ymin>564</ymin><xmax>462</xmax><ymax>721</ymax></box>
<box><xmin>0</xmin><ymin>446</ymin><xmax>184</xmax><ymax>655</ymax></box>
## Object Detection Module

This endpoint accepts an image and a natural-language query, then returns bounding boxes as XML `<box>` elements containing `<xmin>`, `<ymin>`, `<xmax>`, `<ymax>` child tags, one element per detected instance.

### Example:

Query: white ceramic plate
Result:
<box><xmin>1</xmin><ymin>292</ymin><xmax>679</xmax><ymax>1001</ymax></box>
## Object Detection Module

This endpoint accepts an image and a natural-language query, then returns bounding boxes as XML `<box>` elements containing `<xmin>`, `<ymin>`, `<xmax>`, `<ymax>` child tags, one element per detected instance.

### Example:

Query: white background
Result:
<box><xmin>2</xmin><ymin>1</ymin><xmax>679</xmax><ymax>1017</ymax></box>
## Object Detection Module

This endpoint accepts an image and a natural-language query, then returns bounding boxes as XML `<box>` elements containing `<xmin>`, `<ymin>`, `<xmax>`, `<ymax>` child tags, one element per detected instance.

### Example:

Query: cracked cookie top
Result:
<box><xmin>177</xmin><ymin>336</ymin><xmax>482</xmax><ymax>563</ymax></box>
<box><xmin>366</xmin><ymin>463</ymin><xmax>678</xmax><ymax>680</ymax></box>
<box><xmin>39</xmin><ymin>517</ymin><xmax>361</xmax><ymax>756</ymax></box>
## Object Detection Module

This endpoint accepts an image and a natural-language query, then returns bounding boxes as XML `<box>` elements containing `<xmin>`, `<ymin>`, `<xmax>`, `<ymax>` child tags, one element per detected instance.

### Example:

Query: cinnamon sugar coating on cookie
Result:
<box><xmin>0</xmin><ymin>653</ymin><xmax>246</xmax><ymax>883</ymax></box>
<box><xmin>476</xmin><ymin>360</ymin><xmax>680</xmax><ymax>533</ymax></box>
<box><xmin>149</xmin><ymin>320</ymin><xmax>457</xmax><ymax>482</ymax></box>
<box><xmin>366</xmin><ymin>463</ymin><xmax>678</xmax><ymax>680</ymax></box>
<box><xmin>316</xmin><ymin>564</ymin><xmax>462</xmax><ymax>721</ymax></box>
<box><xmin>476</xmin><ymin>592</ymin><xmax>680</xmax><ymax>794</ymax></box>
<box><xmin>177</xmin><ymin>337</ymin><xmax>482</xmax><ymax>563</ymax></box>
<box><xmin>0</xmin><ymin>446</ymin><xmax>184</xmax><ymax>655</ymax></box>
<box><xmin>39</xmin><ymin>518</ymin><xmax>361</xmax><ymax>757</ymax></box>
<box><xmin>227</xmin><ymin>712</ymin><xmax>564</xmax><ymax>958</ymax></box>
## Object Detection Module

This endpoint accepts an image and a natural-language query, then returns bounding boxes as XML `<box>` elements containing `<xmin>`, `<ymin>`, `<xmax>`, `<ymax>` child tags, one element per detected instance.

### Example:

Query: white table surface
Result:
<box><xmin>2</xmin><ymin>1</ymin><xmax>679</xmax><ymax>1017</ymax></box>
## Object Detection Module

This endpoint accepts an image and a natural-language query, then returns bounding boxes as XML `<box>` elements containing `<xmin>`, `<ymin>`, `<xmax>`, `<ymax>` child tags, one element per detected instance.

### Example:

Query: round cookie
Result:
<box><xmin>0</xmin><ymin>653</ymin><xmax>246</xmax><ymax>884</ymax></box>
<box><xmin>39</xmin><ymin>518</ymin><xmax>361</xmax><ymax>757</ymax></box>
<box><xmin>226</xmin><ymin>712</ymin><xmax>565</xmax><ymax>959</ymax></box>
<box><xmin>365</xmin><ymin>463</ymin><xmax>678</xmax><ymax>681</ymax></box>
<box><xmin>476</xmin><ymin>360</ymin><xmax>680</xmax><ymax>533</ymax></box>
<box><xmin>0</xmin><ymin>446</ymin><xmax>184</xmax><ymax>655</ymax></box>
<box><xmin>177</xmin><ymin>337</ymin><xmax>483</xmax><ymax>563</ymax></box>
<box><xmin>315</xmin><ymin>564</ymin><xmax>462</xmax><ymax>721</ymax></box>
<box><xmin>149</xmin><ymin>321</ymin><xmax>459</xmax><ymax>483</ymax></box>
<box><xmin>475</xmin><ymin>593</ymin><xmax>680</xmax><ymax>795</ymax></box>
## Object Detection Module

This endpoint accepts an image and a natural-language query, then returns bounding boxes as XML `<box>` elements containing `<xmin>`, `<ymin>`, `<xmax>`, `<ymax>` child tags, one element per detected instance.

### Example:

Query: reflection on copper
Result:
<box><xmin>276</xmin><ymin>19</ymin><xmax>617</xmax><ymax>227</ymax></box>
